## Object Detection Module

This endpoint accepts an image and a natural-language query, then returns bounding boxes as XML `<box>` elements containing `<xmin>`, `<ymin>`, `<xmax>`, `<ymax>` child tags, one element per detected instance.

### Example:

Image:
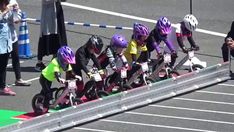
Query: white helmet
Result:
<box><xmin>183</xmin><ymin>14</ymin><xmax>198</xmax><ymax>31</ymax></box>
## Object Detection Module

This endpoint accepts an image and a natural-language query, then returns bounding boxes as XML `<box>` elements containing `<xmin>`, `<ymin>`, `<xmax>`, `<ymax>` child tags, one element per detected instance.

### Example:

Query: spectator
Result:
<box><xmin>8</xmin><ymin>0</ymin><xmax>31</xmax><ymax>86</ymax></box>
<box><xmin>35</xmin><ymin>0</ymin><xmax>67</xmax><ymax>71</ymax></box>
<box><xmin>221</xmin><ymin>21</ymin><xmax>234</xmax><ymax>62</ymax></box>
<box><xmin>0</xmin><ymin>0</ymin><xmax>16</xmax><ymax>96</ymax></box>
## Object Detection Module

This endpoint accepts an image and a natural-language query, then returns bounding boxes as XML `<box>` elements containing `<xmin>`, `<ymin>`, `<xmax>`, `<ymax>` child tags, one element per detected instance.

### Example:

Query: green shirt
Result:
<box><xmin>42</xmin><ymin>58</ymin><xmax>72</xmax><ymax>81</ymax></box>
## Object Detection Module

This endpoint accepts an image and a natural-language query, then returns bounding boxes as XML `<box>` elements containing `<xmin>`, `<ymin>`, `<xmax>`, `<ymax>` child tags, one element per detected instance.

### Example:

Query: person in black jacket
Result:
<box><xmin>71</xmin><ymin>35</ymin><xmax>104</xmax><ymax>95</ymax></box>
<box><xmin>221</xmin><ymin>21</ymin><xmax>234</xmax><ymax>62</ymax></box>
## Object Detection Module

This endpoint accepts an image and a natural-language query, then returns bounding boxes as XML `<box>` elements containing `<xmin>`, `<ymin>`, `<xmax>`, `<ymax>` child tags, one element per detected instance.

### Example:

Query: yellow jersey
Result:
<box><xmin>124</xmin><ymin>39</ymin><xmax>147</xmax><ymax>63</ymax></box>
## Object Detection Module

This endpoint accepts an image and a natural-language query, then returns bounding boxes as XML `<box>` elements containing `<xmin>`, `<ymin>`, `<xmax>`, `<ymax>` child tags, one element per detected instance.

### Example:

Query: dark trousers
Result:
<box><xmin>11</xmin><ymin>41</ymin><xmax>21</xmax><ymax>80</ymax></box>
<box><xmin>221</xmin><ymin>43</ymin><xmax>234</xmax><ymax>62</ymax></box>
<box><xmin>0</xmin><ymin>53</ymin><xmax>10</xmax><ymax>89</ymax></box>
<box><xmin>39</xmin><ymin>75</ymin><xmax>52</xmax><ymax>96</ymax></box>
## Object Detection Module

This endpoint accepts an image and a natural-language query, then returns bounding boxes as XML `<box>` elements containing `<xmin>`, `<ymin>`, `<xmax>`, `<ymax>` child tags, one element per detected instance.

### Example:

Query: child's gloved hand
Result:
<box><xmin>75</xmin><ymin>75</ymin><xmax>82</xmax><ymax>81</ymax></box>
<box><xmin>59</xmin><ymin>78</ymin><xmax>66</xmax><ymax>84</ymax></box>
<box><xmin>98</xmin><ymin>69</ymin><xmax>105</xmax><ymax>75</ymax></box>
<box><xmin>87</xmin><ymin>72</ymin><xmax>93</xmax><ymax>79</ymax></box>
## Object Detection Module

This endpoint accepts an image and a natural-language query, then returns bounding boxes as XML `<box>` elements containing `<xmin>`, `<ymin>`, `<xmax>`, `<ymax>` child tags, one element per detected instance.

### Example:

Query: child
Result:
<box><xmin>97</xmin><ymin>34</ymin><xmax>129</xmax><ymax>83</ymax></box>
<box><xmin>39</xmin><ymin>46</ymin><xmax>81</xmax><ymax>103</ymax></box>
<box><xmin>145</xmin><ymin>17</ymin><xmax>177</xmax><ymax>64</ymax></box>
<box><xmin>0</xmin><ymin>0</ymin><xmax>16</xmax><ymax>96</ymax></box>
<box><xmin>167</xmin><ymin>14</ymin><xmax>199</xmax><ymax>67</ymax></box>
<box><xmin>124</xmin><ymin>23</ymin><xmax>150</xmax><ymax>78</ymax></box>
<box><xmin>124</xmin><ymin>23</ymin><xmax>149</xmax><ymax>64</ymax></box>
<box><xmin>71</xmin><ymin>35</ymin><xmax>104</xmax><ymax>96</ymax></box>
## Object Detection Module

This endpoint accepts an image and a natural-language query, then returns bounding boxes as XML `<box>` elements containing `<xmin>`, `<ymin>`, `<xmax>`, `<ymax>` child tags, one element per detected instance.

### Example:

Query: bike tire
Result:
<box><xmin>84</xmin><ymin>81</ymin><xmax>98</xmax><ymax>100</ymax></box>
<box><xmin>32</xmin><ymin>93</ymin><xmax>48</xmax><ymax>115</ymax></box>
<box><xmin>145</xmin><ymin>77</ymin><xmax>155</xmax><ymax>85</ymax></box>
<box><xmin>169</xmin><ymin>71</ymin><xmax>180</xmax><ymax>78</ymax></box>
<box><xmin>97</xmin><ymin>90</ymin><xmax>109</xmax><ymax>98</ymax></box>
<box><xmin>190</xmin><ymin>64</ymin><xmax>204</xmax><ymax>72</ymax></box>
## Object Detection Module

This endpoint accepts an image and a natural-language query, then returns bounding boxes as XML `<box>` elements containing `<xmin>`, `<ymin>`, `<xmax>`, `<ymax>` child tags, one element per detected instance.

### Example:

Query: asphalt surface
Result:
<box><xmin>1</xmin><ymin>0</ymin><xmax>234</xmax><ymax>131</ymax></box>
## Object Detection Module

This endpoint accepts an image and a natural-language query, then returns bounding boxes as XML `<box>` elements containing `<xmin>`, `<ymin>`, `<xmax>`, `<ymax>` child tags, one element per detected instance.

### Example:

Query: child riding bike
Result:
<box><xmin>144</xmin><ymin>17</ymin><xmax>177</xmax><ymax>68</ymax></box>
<box><xmin>97</xmin><ymin>34</ymin><xmax>129</xmax><ymax>87</ymax></box>
<box><xmin>124</xmin><ymin>23</ymin><xmax>150</xmax><ymax>79</ymax></box>
<box><xmin>167</xmin><ymin>14</ymin><xmax>199</xmax><ymax>66</ymax></box>
<box><xmin>39</xmin><ymin>46</ymin><xmax>81</xmax><ymax>108</ymax></box>
<box><xmin>71</xmin><ymin>35</ymin><xmax>104</xmax><ymax>98</ymax></box>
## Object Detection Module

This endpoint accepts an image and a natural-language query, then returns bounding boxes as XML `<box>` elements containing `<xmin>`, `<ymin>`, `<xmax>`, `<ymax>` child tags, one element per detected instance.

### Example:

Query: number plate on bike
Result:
<box><xmin>141</xmin><ymin>62</ymin><xmax>149</xmax><ymax>72</ymax></box>
<box><xmin>164</xmin><ymin>54</ymin><xmax>171</xmax><ymax>63</ymax></box>
<box><xmin>121</xmin><ymin>69</ymin><xmax>127</xmax><ymax>78</ymax></box>
<box><xmin>93</xmin><ymin>73</ymin><xmax>102</xmax><ymax>82</ymax></box>
<box><xmin>68</xmin><ymin>81</ymin><xmax>76</xmax><ymax>89</ymax></box>
<box><xmin>188</xmin><ymin>51</ymin><xmax>194</xmax><ymax>58</ymax></box>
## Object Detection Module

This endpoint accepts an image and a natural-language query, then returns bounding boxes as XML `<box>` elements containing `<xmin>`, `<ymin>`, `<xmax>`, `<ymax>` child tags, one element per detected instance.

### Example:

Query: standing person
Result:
<box><xmin>221</xmin><ymin>21</ymin><xmax>234</xmax><ymax>62</ymax></box>
<box><xmin>0</xmin><ymin>0</ymin><xmax>16</xmax><ymax>95</ymax></box>
<box><xmin>8</xmin><ymin>0</ymin><xmax>31</xmax><ymax>86</ymax></box>
<box><xmin>35</xmin><ymin>0</ymin><xmax>67</xmax><ymax>71</ymax></box>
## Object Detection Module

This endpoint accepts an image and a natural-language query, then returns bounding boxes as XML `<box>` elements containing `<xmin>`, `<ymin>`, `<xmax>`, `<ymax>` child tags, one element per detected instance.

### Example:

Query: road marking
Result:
<box><xmin>174</xmin><ymin>97</ymin><xmax>234</xmax><ymax>106</ymax></box>
<box><xmin>62</xmin><ymin>2</ymin><xmax>226</xmax><ymax>37</ymax></box>
<box><xmin>197</xmin><ymin>90</ymin><xmax>234</xmax><ymax>96</ymax></box>
<box><xmin>218</xmin><ymin>83</ymin><xmax>234</xmax><ymax>87</ymax></box>
<box><xmin>149</xmin><ymin>104</ymin><xmax>234</xmax><ymax>115</ymax></box>
<box><xmin>126</xmin><ymin>111</ymin><xmax>234</xmax><ymax>125</ymax></box>
<box><xmin>74</xmin><ymin>127</ymin><xmax>116</xmax><ymax>132</ymax></box>
<box><xmin>7</xmin><ymin>61</ymin><xmax>24</xmax><ymax>67</ymax></box>
<box><xmin>101</xmin><ymin>119</ymin><xmax>216</xmax><ymax>132</ymax></box>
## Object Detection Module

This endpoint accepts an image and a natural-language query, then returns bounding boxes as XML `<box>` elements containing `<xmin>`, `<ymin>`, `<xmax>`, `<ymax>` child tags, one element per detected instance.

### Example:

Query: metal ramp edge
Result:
<box><xmin>0</xmin><ymin>62</ymin><xmax>230</xmax><ymax>132</ymax></box>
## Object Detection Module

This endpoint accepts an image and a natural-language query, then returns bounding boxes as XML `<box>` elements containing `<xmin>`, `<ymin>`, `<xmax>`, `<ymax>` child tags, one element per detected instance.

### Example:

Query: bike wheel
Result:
<box><xmin>97</xmin><ymin>90</ymin><xmax>109</xmax><ymax>98</ymax></box>
<box><xmin>32</xmin><ymin>93</ymin><xmax>49</xmax><ymax>115</ymax></box>
<box><xmin>190</xmin><ymin>64</ymin><xmax>204</xmax><ymax>72</ymax></box>
<box><xmin>84</xmin><ymin>81</ymin><xmax>98</xmax><ymax>100</ymax></box>
<box><xmin>55</xmin><ymin>87</ymin><xmax>65</xmax><ymax>100</ymax></box>
<box><xmin>122</xmin><ymin>84</ymin><xmax>133</xmax><ymax>91</ymax></box>
<box><xmin>131</xmin><ymin>75</ymin><xmax>144</xmax><ymax>88</ymax></box>
<box><xmin>146</xmin><ymin>77</ymin><xmax>155</xmax><ymax>85</ymax></box>
<box><xmin>169</xmin><ymin>71</ymin><xmax>180</xmax><ymax>78</ymax></box>
<box><xmin>105</xmin><ymin>75</ymin><xmax>112</xmax><ymax>88</ymax></box>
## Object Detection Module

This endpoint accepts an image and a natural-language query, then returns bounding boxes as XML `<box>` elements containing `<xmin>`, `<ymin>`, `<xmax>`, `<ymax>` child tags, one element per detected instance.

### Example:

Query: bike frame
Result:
<box><xmin>173</xmin><ymin>49</ymin><xmax>195</xmax><ymax>72</ymax></box>
<box><xmin>149</xmin><ymin>53</ymin><xmax>173</xmax><ymax>79</ymax></box>
<box><xmin>126</xmin><ymin>62</ymin><xmax>149</xmax><ymax>86</ymax></box>
<box><xmin>50</xmin><ymin>79</ymin><xmax>77</xmax><ymax>109</ymax></box>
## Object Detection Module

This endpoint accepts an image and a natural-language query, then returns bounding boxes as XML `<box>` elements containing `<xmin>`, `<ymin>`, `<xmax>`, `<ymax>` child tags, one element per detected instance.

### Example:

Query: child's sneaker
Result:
<box><xmin>35</xmin><ymin>62</ymin><xmax>46</xmax><ymax>72</ymax></box>
<box><xmin>0</xmin><ymin>87</ymin><xmax>16</xmax><ymax>96</ymax></box>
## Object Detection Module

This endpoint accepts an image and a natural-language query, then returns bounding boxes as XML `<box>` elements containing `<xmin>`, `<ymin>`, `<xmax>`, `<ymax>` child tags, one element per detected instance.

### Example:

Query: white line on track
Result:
<box><xmin>149</xmin><ymin>104</ymin><xmax>234</xmax><ymax>115</ymax></box>
<box><xmin>174</xmin><ymin>97</ymin><xmax>234</xmax><ymax>106</ymax></box>
<box><xmin>197</xmin><ymin>90</ymin><xmax>234</xmax><ymax>96</ymax></box>
<box><xmin>73</xmin><ymin>127</ymin><xmax>116</xmax><ymax>132</ymax></box>
<box><xmin>101</xmin><ymin>119</ymin><xmax>216</xmax><ymax>132</ymax></box>
<box><xmin>218</xmin><ymin>83</ymin><xmax>234</xmax><ymax>87</ymax></box>
<box><xmin>62</xmin><ymin>2</ymin><xmax>226</xmax><ymax>37</ymax></box>
<box><xmin>126</xmin><ymin>111</ymin><xmax>234</xmax><ymax>125</ymax></box>
<box><xmin>7</xmin><ymin>61</ymin><xmax>24</xmax><ymax>67</ymax></box>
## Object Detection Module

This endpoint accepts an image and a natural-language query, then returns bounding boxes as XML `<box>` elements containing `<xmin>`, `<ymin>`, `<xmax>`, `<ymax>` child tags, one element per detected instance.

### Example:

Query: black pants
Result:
<box><xmin>221</xmin><ymin>43</ymin><xmax>234</xmax><ymax>62</ymax></box>
<box><xmin>11</xmin><ymin>41</ymin><xmax>21</xmax><ymax>80</ymax></box>
<box><xmin>39</xmin><ymin>75</ymin><xmax>52</xmax><ymax>96</ymax></box>
<box><xmin>0</xmin><ymin>53</ymin><xmax>10</xmax><ymax>89</ymax></box>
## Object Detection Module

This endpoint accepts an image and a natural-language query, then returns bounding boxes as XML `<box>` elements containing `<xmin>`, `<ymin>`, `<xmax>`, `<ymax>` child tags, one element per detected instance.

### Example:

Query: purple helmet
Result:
<box><xmin>110</xmin><ymin>34</ymin><xmax>128</xmax><ymax>48</ymax></box>
<box><xmin>133</xmin><ymin>23</ymin><xmax>149</xmax><ymax>41</ymax></box>
<box><xmin>156</xmin><ymin>17</ymin><xmax>172</xmax><ymax>35</ymax></box>
<box><xmin>57</xmin><ymin>46</ymin><xmax>75</xmax><ymax>70</ymax></box>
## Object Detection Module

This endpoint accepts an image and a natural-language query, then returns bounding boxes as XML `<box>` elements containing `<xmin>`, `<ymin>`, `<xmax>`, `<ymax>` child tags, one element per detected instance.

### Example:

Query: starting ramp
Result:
<box><xmin>0</xmin><ymin>62</ymin><xmax>231</xmax><ymax>132</ymax></box>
